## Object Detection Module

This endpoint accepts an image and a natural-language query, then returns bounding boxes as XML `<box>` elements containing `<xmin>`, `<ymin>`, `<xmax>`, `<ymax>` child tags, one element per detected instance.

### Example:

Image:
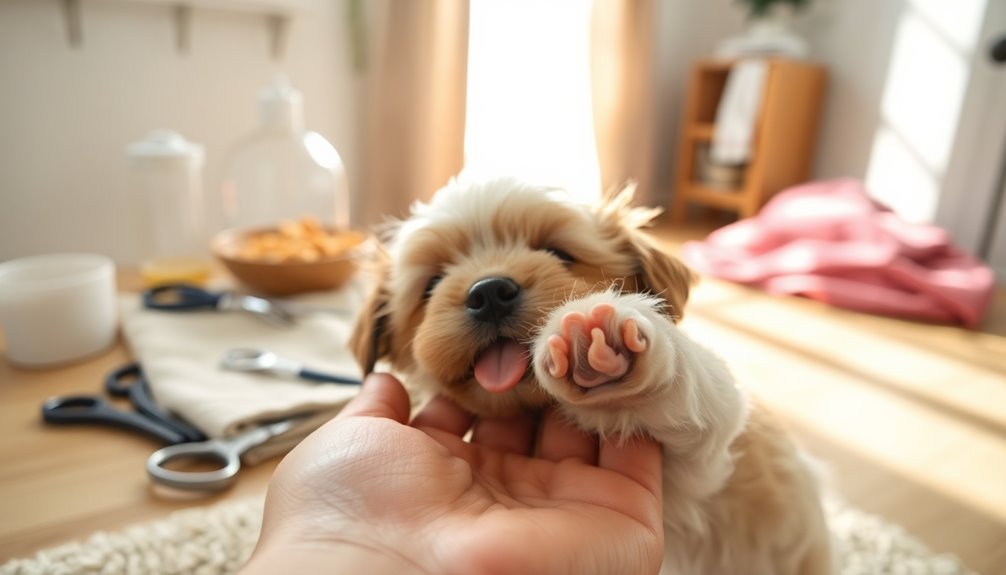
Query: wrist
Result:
<box><xmin>242</xmin><ymin>536</ymin><xmax>430</xmax><ymax>575</ymax></box>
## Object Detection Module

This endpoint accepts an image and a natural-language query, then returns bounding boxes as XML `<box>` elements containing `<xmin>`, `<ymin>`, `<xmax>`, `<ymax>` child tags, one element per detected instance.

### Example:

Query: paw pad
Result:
<box><xmin>544</xmin><ymin>303</ymin><xmax>647</xmax><ymax>389</ymax></box>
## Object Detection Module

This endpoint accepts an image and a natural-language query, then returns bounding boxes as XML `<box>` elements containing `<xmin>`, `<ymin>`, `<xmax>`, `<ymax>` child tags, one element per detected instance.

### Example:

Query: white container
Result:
<box><xmin>219</xmin><ymin>78</ymin><xmax>350</xmax><ymax>231</ymax></box>
<box><xmin>0</xmin><ymin>254</ymin><xmax>118</xmax><ymax>367</ymax></box>
<box><xmin>126</xmin><ymin>130</ymin><xmax>210</xmax><ymax>286</ymax></box>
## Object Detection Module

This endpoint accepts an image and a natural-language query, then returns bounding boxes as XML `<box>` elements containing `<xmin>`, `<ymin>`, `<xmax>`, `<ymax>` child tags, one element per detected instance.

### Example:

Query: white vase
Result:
<box><xmin>716</xmin><ymin>4</ymin><xmax>808</xmax><ymax>59</ymax></box>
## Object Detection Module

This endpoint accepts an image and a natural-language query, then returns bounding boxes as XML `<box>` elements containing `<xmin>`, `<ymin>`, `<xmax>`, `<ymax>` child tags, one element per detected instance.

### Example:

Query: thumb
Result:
<box><xmin>336</xmin><ymin>372</ymin><xmax>412</xmax><ymax>423</ymax></box>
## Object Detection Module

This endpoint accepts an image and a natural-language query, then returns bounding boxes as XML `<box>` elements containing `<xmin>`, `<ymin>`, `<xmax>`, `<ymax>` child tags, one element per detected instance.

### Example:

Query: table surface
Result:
<box><xmin>0</xmin><ymin>274</ymin><xmax>279</xmax><ymax>563</ymax></box>
<box><xmin>3</xmin><ymin>227</ymin><xmax>1006</xmax><ymax>572</ymax></box>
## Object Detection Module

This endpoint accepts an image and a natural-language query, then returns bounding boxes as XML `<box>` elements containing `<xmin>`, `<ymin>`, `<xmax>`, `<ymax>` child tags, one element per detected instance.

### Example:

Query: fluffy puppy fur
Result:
<box><xmin>351</xmin><ymin>176</ymin><xmax>833</xmax><ymax>575</ymax></box>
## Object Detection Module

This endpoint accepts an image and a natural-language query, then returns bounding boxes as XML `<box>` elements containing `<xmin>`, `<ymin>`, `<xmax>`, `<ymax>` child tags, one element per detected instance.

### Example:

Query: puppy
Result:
<box><xmin>351</xmin><ymin>176</ymin><xmax>833</xmax><ymax>575</ymax></box>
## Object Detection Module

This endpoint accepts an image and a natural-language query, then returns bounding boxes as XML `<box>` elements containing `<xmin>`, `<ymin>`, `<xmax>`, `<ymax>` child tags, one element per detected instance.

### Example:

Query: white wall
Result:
<box><xmin>794</xmin><ymin>0</ymin><xmax>907</xmax><ymax>182</ymax></box>
<box><xmin>0</xmin><ymin>0</ymin><xmax>359</xmax><ymax>264</ymax></box>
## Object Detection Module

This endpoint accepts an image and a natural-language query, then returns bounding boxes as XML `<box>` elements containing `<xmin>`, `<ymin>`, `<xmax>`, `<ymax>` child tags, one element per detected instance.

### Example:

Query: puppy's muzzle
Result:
<box><xmin>466</xmin><ymin>277</ymin><xmax>522</xmax><ymax>325</ymax></box>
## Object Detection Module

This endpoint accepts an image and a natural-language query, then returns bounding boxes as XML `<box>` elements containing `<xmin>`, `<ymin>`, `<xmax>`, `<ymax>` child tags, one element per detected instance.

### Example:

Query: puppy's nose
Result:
<box><xmin>466</xmin><ymin>277</ymin><xmax>522</xmax><ymax>324</ymax></box>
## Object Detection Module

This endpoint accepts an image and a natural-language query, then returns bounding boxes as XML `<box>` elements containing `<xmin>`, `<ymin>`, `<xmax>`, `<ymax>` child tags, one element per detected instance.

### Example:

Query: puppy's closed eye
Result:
<box><xmin>424</xmin><ymin>275</ymin><xmax>443</xmax><ymax>300</ymax></box>
<box><xmin>544</xmin><ymin>247</ymin><xmax>575</xmax><ymax>264</ymax></box>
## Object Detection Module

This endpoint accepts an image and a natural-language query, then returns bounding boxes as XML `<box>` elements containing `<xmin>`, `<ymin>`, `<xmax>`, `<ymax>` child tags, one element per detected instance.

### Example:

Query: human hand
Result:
<box><xmin>243</xmin><ymin>373</ymin><xmax>664</xmax><ymax>575</ymax></box>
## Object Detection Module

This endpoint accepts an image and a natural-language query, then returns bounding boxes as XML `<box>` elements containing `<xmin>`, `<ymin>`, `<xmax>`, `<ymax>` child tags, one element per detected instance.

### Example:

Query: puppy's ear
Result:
<box><xmin>597</xmin><ymin>183</ymin><xmax>697</xmax><ymax>322</ymax></box>
<box><xmin>349</xmin><ymin>246</ymin><xmax>392</xmax><ymax>374</ymax></box>
<box><xmin>625</xmin><ymin>230</ymin><xmax>697</xmax><ymax>322</ymax></box>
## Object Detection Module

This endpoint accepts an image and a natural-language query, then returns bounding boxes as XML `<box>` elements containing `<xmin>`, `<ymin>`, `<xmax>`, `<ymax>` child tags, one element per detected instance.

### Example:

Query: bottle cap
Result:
<box><xmin>258</xmin><ymin>76</ymin><xmax>304</xmax><ymax>132</ymax></box>
<box><xmin>126</xmin><ymin>130</ymin><xmax>204</xmax><ymax>167</ymax></box>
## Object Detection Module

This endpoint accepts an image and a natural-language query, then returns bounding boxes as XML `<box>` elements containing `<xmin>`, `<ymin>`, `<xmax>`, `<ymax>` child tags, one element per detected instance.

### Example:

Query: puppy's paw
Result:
<box><xmin>533</xmin><ymin>291</ymin><xmax>671</xmax><ymax>407</ymax></box>
<box><xmin>544</xmin><ymin>302</ymin><xmax>648</xmax><ymax>389</ymax></box>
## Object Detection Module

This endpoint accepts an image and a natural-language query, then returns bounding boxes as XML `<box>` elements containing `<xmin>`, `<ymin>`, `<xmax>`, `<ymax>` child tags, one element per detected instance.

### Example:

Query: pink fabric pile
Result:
<box><xmin>681</xmin><ymin>179</ymin><xmax>995</xmax><ymax>328</ymax></box>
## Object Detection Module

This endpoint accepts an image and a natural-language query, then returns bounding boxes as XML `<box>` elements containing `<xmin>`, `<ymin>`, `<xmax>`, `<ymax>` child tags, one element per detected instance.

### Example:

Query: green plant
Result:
<box><xmin>737</xmin><ymin>0</ymin><xmax>811</xmax><ymax>19</ymax></box>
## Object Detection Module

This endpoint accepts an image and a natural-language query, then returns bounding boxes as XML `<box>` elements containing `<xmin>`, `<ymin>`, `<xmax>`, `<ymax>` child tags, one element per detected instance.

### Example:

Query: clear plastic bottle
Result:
<box><xmin>219</xmin><ymin>78</ymin><xmax>350</xmax><ymax>232</ymax></box>
<box><xmin>126</xmin><ymin>130</ymin><xmax>211</xmax><ymax>287</ymax></box>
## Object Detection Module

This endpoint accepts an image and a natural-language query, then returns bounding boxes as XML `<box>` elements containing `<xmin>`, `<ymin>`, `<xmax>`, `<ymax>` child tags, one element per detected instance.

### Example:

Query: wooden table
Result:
<box><xmin>3</xmin><ymin>228</ymin><xmax>1006</xmax><ymax>572</ymax></box>
<box><xmin>0</xmin><ymin>280</ymin><xmax>277</xmax><ymax>563</ymax></box>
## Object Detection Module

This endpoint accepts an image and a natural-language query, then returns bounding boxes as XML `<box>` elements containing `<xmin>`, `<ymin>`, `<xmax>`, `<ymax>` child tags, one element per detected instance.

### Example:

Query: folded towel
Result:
<box><xmin>682</xmin><ymin>179</ymin><xmax>996</xmax><ymax>328</ymax></box>
<box><xmin>711</xmin><ymin>59</ymin><xmax>768</xmax><ymax>165</ymax></box>
<box><xmin>119</xmin><ymin>278</ymin><xmax>367</xmax><ymax>464</ymax></box>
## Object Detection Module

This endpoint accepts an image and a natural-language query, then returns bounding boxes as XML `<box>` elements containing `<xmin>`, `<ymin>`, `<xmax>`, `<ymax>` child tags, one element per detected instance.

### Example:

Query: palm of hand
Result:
<box><xmin>259</xmin><ymin>375</ymin><xmax>664</xmax><ymax>575</ymax></box>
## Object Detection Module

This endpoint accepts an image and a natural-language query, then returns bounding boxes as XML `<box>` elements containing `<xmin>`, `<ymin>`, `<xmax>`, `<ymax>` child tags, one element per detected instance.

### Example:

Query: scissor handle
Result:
<box><xmin>143</xmin><ymin>284</ymin><xmax>223</xmax><ymax>311</ymax></box>
<box><xmin>103</xmin><ymin>363</ymin><xmax>206</xmax><ymax>442</ymax></box>
<box><xmin>129</xmin><ymin>380</ymin><xmax>207</xmax><ymax>443</ymax></box>
<box><xmin>146</xmin><ymin>420</ymin><xmax>297</xmax><ymax>491</ymax></box>
<box><xmin>299</xmin><ymin>368</ymin><xmax>362</xmax><ymax>386</ymax></box>
<box><xmin>104</xmin><ymin>362</ymin><xmax>143</xmax><ymax>396</ymax></box>
<box><xmin>41</xmin><ymin>396</ymin><xmax>187</xmax><ymax>445</ymax></box>
<box><xmin>146</xmin><ymin>438</ymin><xmax>242</xmax><ymax>491</ymax></box>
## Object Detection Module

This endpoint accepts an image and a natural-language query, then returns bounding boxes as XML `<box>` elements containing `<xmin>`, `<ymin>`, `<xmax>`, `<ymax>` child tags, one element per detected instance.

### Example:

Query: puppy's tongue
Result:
<box><xmin>473</xmin><ymin>339</ymin><xmax>527</xmax><ymax>393</ymax></box>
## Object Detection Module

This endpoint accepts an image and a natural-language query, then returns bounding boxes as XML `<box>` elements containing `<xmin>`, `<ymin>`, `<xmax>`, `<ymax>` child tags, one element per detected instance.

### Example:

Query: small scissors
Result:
<box><xmin>42</xmin><ymin>363</ymin><xmax>205</xmax><ymax>444</ymax></box>
<box><xmin>146</xmin><ymin>419</ymin><xmax>297</xmax><ymax>491</ymax></box>
<box><xmin>221</xmin><ymin>348</ymin><xmax>361</xmax><ymax>385</ymax></box>
<box><xmin>142</xmin><ymin>284</ymin><xmax>295</xmax><ymax>326</ymax></box>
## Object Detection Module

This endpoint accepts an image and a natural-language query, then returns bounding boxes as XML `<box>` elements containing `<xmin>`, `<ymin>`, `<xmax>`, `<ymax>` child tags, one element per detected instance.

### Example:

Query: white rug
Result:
<box><xmin>1</xmin><ymin>498</ymin><xmax>977</xmax><ymax>575</ymax></box>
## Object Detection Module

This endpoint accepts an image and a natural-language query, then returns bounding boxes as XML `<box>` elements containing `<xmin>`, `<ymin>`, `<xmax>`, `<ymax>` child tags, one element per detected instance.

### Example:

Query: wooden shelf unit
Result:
<box><xmin>672</xmin><ymin>59</ymin><xmax>826</xmax><ymax>222</ymax></box>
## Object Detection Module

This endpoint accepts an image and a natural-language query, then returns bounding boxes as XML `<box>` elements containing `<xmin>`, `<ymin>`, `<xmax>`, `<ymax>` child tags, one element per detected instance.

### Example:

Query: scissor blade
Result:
<box><xmin>271</xmin><ymin>300</ymin><xmax>353</xmax><ymax>318</ymax></box>
<box><xmin>221</xmin><ymin>293</ymin><xmax>296</xmax><ymax>326</ymax></box>
<box><xmin>222</xmin><ymin>418</ymin><xmax>300</xmax><ymax>456</ymax></box>
<box><xmin>260</xmin><ymin>418</ymin><xmax>299</xmax><ymax>437</ymax></box>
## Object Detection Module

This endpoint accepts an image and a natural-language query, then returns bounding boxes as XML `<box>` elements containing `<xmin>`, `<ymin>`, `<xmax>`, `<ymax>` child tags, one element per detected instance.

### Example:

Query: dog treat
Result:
<box><xmin>237</xmin><ymin>217</ymin><xmax>359</xmax><ymax>262</ymax></box>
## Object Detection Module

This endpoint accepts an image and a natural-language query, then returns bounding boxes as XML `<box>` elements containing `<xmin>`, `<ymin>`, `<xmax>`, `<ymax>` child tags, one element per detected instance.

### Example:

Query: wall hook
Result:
<box><xmin>174</xmin><ymin>4</ymin><xmax>193</xmax><ymax>55</ymax></box>
<box><xmin>267</xmin><ymin>13</ymin><xmax>290</xmax><ymax>61</ymax></box>
<box><xmin>61</xmin><ymin>0</ymin><xmax>83</xmax><ymax>48</ymax></box>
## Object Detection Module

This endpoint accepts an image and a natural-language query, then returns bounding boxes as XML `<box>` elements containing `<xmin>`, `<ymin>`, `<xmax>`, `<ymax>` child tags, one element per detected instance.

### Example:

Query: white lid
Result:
<box><xmin>258</xmin><ymin>76</ymin><xmax>303</xmax><ymax>132</ymax></box>
<box><xmin>126</xmin><ymin>130</ymin><xmax>204</xmax><ymax>167</ymax></box>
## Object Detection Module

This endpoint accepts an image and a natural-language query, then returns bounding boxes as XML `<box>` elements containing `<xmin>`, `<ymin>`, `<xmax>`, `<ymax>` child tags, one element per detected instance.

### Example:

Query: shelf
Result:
<box><xmin>695</xmin><ymin>59</ymin><xmax>735</xmax><ymax>72</ymax></box>
<box><xmin>59</xmin><ymin>0</ymin><xmax>305</xmax><ymax>56</ymax></box>
<box><xmin>690</xmin><ymin>124</ymin><xmax>715</xmax><ymax>141</ymax></box>
<box><xmin>674</xmin><ymin>59</ymin><xmax>826</xmax><ymax>223</ymax></box>
<box><xmin>681</xmin><ymin>184</ymin><xmax>744</xmax><ymax>210</ymax></box>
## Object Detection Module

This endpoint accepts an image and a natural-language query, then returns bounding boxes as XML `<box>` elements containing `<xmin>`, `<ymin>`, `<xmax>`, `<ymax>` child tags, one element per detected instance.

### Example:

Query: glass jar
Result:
<box><xmin>126</xmin><ymin>130</ymin><xmax>211</xmax><ymax>286</ymax></box>
<box><xmin>219</xmin><ymin>78</ymin><xmax>350</xmax><ymax>232</ymax></box>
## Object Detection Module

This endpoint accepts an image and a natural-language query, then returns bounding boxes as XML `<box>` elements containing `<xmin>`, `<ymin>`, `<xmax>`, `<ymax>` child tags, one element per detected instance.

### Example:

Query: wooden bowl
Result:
<box><xmin>211</xmin><ymin>226</ymin><xmax>368</xmax><ymax>296</ymax></box>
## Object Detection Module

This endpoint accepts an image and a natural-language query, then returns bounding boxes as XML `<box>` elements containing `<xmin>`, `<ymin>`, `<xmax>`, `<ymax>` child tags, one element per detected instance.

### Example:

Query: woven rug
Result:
<box><xmin>1</xmin><ymin>497</ymin><xmax>976</xmax><ymax>575</ymax></box>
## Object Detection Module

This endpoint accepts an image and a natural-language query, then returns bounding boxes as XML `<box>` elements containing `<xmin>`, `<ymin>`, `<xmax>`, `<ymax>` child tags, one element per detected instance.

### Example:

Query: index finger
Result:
<box><xmin>598</xmin><ymin>434</ymin><xmax>663</xmax><ymax>499</ymax></box>
<box><xmin>410</xmin><ymin>395</ymin><xmax>475</xmax><ymax>436</ymax></box>
<box><xmin>335</xmin><ymin>372</ymin><xmax>411</xmax><ymax>423</ymax></box>
<box><xmin>537</xmin><ymin>408</ymin><xmax>598</xmax><ymax>465</ymax></box>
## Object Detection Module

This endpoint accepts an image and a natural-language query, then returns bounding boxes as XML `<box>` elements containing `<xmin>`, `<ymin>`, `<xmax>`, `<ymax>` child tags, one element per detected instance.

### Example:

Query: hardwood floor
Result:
<box><xmin>651</xmin><ymin>221</ymin><xmax>1006</xmax><ymax>575</ymax></box>
<box><xmin>1</xmin><ymin>222</ymin><xmax>1004</xmax><ymax>573</ymax></box>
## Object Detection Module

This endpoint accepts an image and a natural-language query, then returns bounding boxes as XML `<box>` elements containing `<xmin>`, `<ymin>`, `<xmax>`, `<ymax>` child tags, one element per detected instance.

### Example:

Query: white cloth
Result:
<box><xmin>710</xmin><ymin>59</ymin><xmax>768</xmax><ymax>165</ymax></box>
<box><xmin>118</xmin><ymin>278</ymin><xmax>367</xmax><ymax>463</ymax></box>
